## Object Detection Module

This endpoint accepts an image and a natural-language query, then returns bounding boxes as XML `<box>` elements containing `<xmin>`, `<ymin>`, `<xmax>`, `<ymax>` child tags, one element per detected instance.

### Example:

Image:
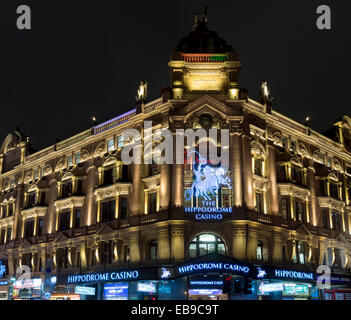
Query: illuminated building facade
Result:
<box><xmin>0</xmin><ymin>12</ymin><xmax>351</xmax><ymax>300</ymax></box>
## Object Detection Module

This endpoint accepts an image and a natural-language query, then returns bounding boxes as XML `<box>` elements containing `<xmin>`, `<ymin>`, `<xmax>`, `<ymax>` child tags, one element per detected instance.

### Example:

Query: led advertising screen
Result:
<box><xmin>188</xmin><ymin>289</ymin><xmax>222</xmax><ymax>295</ymax></box>
<box><xmin>103</xmin><ymin>283</ymin><xmax>129</xmax><ymax>300</ymax></box>
<box><xmin>137</xmin><ymin>282</ymin><xmax>156</xmax><ymax>293</ymax></box>
<box><xmin>282</xmin><ymin>283</ymin><xmax>309</xmax><ymax>297</ymax></box>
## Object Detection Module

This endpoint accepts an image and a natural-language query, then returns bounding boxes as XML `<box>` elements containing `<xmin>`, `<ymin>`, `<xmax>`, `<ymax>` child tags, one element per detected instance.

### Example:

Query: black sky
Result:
<box><xmin>0</xmin><ymin>1</ymin><xmax>350</xmax><ymax>151</ymax></box>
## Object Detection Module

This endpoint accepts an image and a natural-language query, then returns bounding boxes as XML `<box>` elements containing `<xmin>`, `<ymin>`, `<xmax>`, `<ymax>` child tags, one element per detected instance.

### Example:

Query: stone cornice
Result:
<box><xmin>21</xmin><ymin>206</ymin><xmax>48</xmax><ymax>220</ymax></box>
<box><xmin>93</xmin><ymin>182</ymin><xmax>132</xmax><ymax>201</ymax></box>
<box><xmin>54</xmin><ymin>196</ymin><xmax>85</xmax><ymax>211</ymax></box>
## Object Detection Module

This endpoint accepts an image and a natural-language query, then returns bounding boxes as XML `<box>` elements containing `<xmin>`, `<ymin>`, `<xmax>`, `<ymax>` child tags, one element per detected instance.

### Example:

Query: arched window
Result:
<box><xmin>150</xmin><ymin>240</ymin><xmax>158</xmax><ymax>260</ymax></box>
<box><xmin>189</xmin><ymin>233</ymin><xmax>226</xmax><ymax>258</ymax></box>
<box><xmin>256</xmin><ymin>241</ymin><xmax>263</xmax><ymax>260</ymax></box>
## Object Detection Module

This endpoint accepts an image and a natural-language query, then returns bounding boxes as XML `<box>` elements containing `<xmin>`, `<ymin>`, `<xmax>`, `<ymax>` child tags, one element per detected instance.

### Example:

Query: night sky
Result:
<box><xmin>0</xmin><ymin>1</ymin><xmax>350</xmax><ymax>151</ymax></box>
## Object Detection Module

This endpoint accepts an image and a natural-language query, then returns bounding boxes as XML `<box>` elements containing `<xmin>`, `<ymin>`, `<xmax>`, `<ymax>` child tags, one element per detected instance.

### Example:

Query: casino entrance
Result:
<box><xmin>187</xmin><ymin>274</ymin><xmax>226</xmax><ymax>300</ymax></box>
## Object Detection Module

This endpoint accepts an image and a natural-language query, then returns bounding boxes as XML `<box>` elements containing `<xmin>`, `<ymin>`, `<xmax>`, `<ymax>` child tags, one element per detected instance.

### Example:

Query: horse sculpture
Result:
<box><xmin>185</xmin><ymin>151</ymin><xmax>231</xmax><ymax>201</ymax></box>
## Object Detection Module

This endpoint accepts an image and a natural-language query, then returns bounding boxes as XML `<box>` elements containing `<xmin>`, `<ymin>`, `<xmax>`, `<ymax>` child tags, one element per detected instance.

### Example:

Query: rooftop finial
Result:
<box><xmin>193</xmin><ymin>6</ymin><xmax>208</xmax><ymax>30</ymax></box>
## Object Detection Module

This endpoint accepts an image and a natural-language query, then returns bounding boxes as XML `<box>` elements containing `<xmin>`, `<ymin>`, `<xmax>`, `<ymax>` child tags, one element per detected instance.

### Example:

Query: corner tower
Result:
<box><xmin>169</xmin><ymin>9</ymin><xmax>242</xmax><ymax>101</ymax></box>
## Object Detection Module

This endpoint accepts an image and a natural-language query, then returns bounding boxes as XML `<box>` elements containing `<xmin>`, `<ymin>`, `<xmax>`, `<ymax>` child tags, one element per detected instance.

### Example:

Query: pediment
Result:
<box><xmin>54</xmin><ymin>231</ymin><xmax>70</xmax><ymax>243</ymax></box>
<box><xmin>295</xmin><ymin>224</ymin><xmax>312</xmax><ymax>236</ymax></box>
<box><xmin>176</xmin><ymin>95</ymin><xmax>234</xmax><ymax>120</ymax></box>
<box><xmin>22</xmin><ymin>238</ymin><xmax>33</xmax><ymax>248</ymax></box>
<box><xmin>334</xmin><ymin>232</ymin><xmax>349</xmax><ymax>243</ymax></box>
<box><xmin>96</xmin><ymin>223</ymin><xmax>115</xmax><ymax>235</ymax></box>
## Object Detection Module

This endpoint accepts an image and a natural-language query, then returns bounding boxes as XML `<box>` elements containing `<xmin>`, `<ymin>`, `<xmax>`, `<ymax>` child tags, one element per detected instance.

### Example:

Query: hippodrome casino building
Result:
<box><xmin>0</xmin><ymin>12</ymin><xmax>351</xmax><ymax>301</ymax></box>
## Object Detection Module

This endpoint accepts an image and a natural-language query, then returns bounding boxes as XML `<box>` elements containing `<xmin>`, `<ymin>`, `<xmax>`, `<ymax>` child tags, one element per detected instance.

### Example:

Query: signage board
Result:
<box><xmin>188</xmin><ymin>289</ymin><xmax>222</xmax><ymax>295</ymax></box>
<box><xmin>282</xmin><ymin>283</ymin><xmax>309</xmax><ymax>296</ymax></box>
<box><xmin>258</xmin><ymin>282</ymin><xmax>284</xmax><ymax>294</ymax></box>
<box><xmin>137</xmin><ymin>282</ymin><xmax>156</xmax><ymax>293</ymax></box>
<box><xmin>75</xmin><ymin>286</ymin><xmax>96</xmax><ymax>296</ymax></box>
<box><xmin>64</xmin><ymin>270</ymin><xmax>139</xmax><ymax>285</ymax></box>
<box><xmin>177</xmin><ymin>262</ymin><xmax>250</xmax><ymax>276</ymax></box>
<box><xmin>104</xmin><ymin>283</ymin><xmax>128</xmax><ymax>298</ymax></box>
<box><xmin>0</xmin><ymin>281</ymin><xmax>8</xmax><ymax>286</ymax></box>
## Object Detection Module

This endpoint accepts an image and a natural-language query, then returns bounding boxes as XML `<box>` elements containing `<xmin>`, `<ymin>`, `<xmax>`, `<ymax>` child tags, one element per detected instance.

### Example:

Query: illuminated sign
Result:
<box><xmin>189</xmin><ymin>289</ymin><xmax>222</xmax><ymax>295</ymax></box>
<box><xmin>14</xmin><ymin>278</ymin><xmax>42</xmax><ymax>289</ymax></box>
<box><xmin>258</xmin><ymin>282</ymin><xmax>284</xmax><ymax>294</ymax></box>
<box><xmin>66</xmin><ymin>270</ymin><xmax>139</xmax><ymax>284</ymax></box>
<box><xmin>274</xmin><ymin>269</ymin><xmax>314</xmax><ymax>281</ymax></box>
<box><xmin>257</xmin><ymin>267</ymin><xmax>267</xmax><ymax>279</ymax></box>
<box><xmin>75</xmin><ymin>286</ymin><xmax>96</xmax><ymax>296</ymax></box>
<box><xmin>104</xmin><ymin>283</ymin><xmax>128</xmax><ymax>298</ymax></box>
<box><xmin>0</xmin><ymin>281</ymin><xmax>8</xmax><ymax>286</ymax></box>
<box><xmin>282</xmin><ymin>283</ymin><xmax>309</xmax><ymax>296</ymax></box>
<box><xmin>190</xmin><ymin>281</ymin><xmax>223</xmax><ymax>286</ymax></box>
<box><xmin>0</xmin><ymin>261</ymin><xmax>7</xmax><ymax>278</ymax></box>
<box><xmin>178</xmin><ymin>262</ymin><xmax>250</xmax><ymax>275</ymax></box>
<box><xmin>137</xmin><ymin>282</ymin><xmax>156</xmax><ymax>293</ymax></box>
<box><xmin>184</xmin><ymin>151</ymin><xmax>232</xmax><ymax>220</ymax></box>
<box><xmin>160</xmin><ymin>267</ymin><xmax>172</xmax><ymax>279</ymax></box>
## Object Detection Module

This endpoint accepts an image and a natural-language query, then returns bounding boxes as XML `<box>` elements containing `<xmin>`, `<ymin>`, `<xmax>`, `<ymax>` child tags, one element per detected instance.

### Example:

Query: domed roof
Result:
<box><xmin>175</xmin><ymin>19</ymin><xmax>234</xmax><ymax>54</ymax></box>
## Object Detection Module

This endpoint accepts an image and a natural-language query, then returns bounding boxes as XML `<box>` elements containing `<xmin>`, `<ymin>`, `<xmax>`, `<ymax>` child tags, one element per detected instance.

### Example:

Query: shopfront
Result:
<box><xmin>12</xmin><ymin>278</ymin><xmax>43</xmax><ymax>300</ymax></box>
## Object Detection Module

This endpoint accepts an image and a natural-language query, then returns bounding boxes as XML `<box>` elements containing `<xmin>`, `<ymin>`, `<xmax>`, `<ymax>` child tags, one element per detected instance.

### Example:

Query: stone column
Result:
<box><xmin>7</xmin><ymin>252</ymin><xmax>15</xmax><ymax>275</ymax></box>
<box><xmin>272</xmin><ymin>234</ymin><xmax>282</xmax><ymax>262</ymax></box>
<box><xmin>47</xmin><ymin>179</ymin><xmax>58</xmax><ymax>234</ymax></box>
<box><xmin>13</xmin><ymin>183</ymin><xmax>24</xmax><ymax>240</ymax></box>
<box><xmin>267</xmin><ymin>144</ymin><xmax>279</xmax><ymax>215</ymax></box>
<box><xmin>171</xmin><ymin>226</ymin><xmax>184</xmax><ymax>261</ymax></box>
<box><xmin>130</xmin><ymin>164</ymin><xmax>142</xmax><ymax>215</ymax></box>
<box><xmin>85</xmin><ymin>164</ymin><xmax>97</xmax><ymax>226</ymax></box>
<box><xmin>41</xmin><ymin>249</ymin><xmax>47</xmax><ymax>271</ymax></box>
<box><xmin>160</xmin><ymin>164</ymin><xmax>171</xmax><ymax>210</ymax></box>
<box><xmin>242</xmin><ymin>134</ymin><xmax>254</xmax><ymax>210</ymax></box>
<box><xmin>232</xmin><ymin>226</ymin><xmax>247</xmax><ymax>260</ymax></box>
<box><xmin>129</xmin><ymin>234</ymin><xmax>141</xmax><ymax>263</ymax></box>
<box><xmin>157</xmin><ymin>229</ymin><xmax>171</xmax><ymax>261</ymax></box>
<box><xmin>318</xmin><ymin>241</ymin><xmax>328</xmax><ymax>265</ymax></box>
<box><xmin>307</xmin><ymin>159</ymin><xmax>318</xmax><ymax>226</ymax></box>
<box><xmin>230</xmin><ymin>132</ymin><xmax>243</xmax><ymax>207</ymax></box>
<box><xmin>246</xmin><ymin>229</ymin><xmax>258</xmax><ymax>261</ymax></box>
<box><xmin>172</xmin><ymin>164</ymin><xmax>184</xmax><ymax>208</ymax></box>
<box><xmin>80</xmin><ymin>242</ymin><xmax>87</xmax><ymax>269</ymax></box>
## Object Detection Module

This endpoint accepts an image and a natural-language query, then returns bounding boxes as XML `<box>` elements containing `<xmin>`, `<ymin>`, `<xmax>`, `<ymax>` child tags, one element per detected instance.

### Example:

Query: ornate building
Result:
<box><xmin>0</xmin><ymin>11</ymin><xmax>351</xmax><ymax>300</ymax></box>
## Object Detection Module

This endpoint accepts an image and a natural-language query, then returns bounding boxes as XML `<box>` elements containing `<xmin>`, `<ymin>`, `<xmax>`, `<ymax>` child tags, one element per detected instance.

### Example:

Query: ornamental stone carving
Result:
<box><xmin>44</xmin><ymin>164</ymin><xmax>53</xmax><ymax>175</ymax></box>
<box><xmin>55</xmin><ymin>156</ymin><xmax>66</xmax><ymax>171</ymax></box>
<box><xmin>95</xmin><ymin>141</ymin><xmax>106</xmax><ymax>157</ymax></box>
<box><xmin>103</xmin><ymin>156</ymin><xmax>117</xmax><ymax>167</ymax></box>
<box><xmin>298</xmin><ymin>142</ymin><xmax>309</xmax><ymax>158</ymax></box>
<box><xmin>80</xmin><ymin>149</ymin><xmax>90</xmax><ymax>161</ymax></box>
<box><xmin>24</xmin><ymin>170</ymin><xmax>33</xmax><ymax>184</ymax></box>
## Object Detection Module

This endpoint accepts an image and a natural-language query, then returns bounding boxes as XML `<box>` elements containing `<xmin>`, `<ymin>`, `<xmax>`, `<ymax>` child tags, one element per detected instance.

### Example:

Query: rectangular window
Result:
<box><xmin>149</xmin><ymin>192</ymin><xmax>157</xmax><ymax>214</ymax></box>
<box><xmin>329</xmin><ymin>182</ymin><xmax>339</xmax><ymax>199</ymax></box>
<box><xmin>107</xmin><ymin>138</ymin><xmax>115</xmax><ymax>151</ymax></box>
<box><xmin>103</xmin><ymin>167</ymin><xmax>118</xmax><ymax>186</ymax></box>
<box><xmin>67</xmin><ymin>155</ymin><xmax>73</xmax><ymax>167</ymax></box>
<box><xmin>290</xmin><ymin>140</ymin><xmax>296</xmax><ymax>151</ymax></box>
<box><xmin>61</xmin><ymin>181</ymin><xmax>73</xmax><ymax>198</ymax></box>
<box><xmin>320</xmin><ymin>180</ymin><xmax>327</xmax><ymax>197</ymax></box>
<box><xmin>37</xmin><ymin>218</ymin><xmax>44</xmax><ymax>236</ymax></box>
<box><xmin>41</xmin><ymin>166</ymin><xmax>46</xmax><ymax>177</ymax></box>
<box><xmin>254</xmin><ymin>158</ymin><xmax>262</xmax><ymax>176</ymax></box>
<box><xmin>120</xmin><ymin>198</ymin><xmax>127</xmax><ymax>219</ymax></box>
<box><xmin>0</xmin><ymin>229</ymin><xmax>5</xmax><ymax>244</ymax></box>
<box><xmin>297</xmin><ymin>241</ymin><xmax>305</xmax><ymax>264</ymax></box>
<box><xmin>295</xmin><ymin>201</ymin><xmax>305</xmax><ymax>223</ymax></box>
<box><xmin>102</xmin><ymin>200</ymin><xmax>116</xmax><ymax>222</ymax></box>
<box><xmin>8</xmin><ymin>203</ymin><xmax>13</xmax><ymax>216</ymax></box>
<box><xmin>291</xmin><ymin>167</ymin><xmax>303</xmax><ymax>185</ymax></box>
<box><xmin>255</xmin><ymin>192</ymin><xmax>263</xmax><ymax>213</ymax></box>
<box><xmin>34</xmin><ymin>169</ymin><xmax>39</xmax><ymax>180</ymax></box>
<box><xmin>321</xmin><ymin>209</ymin><xmax>329</xmax><ymax>229</ymax></box>
<box><xmin>282</xmin><ymin>136</ymin><xmax>288</xmax><ymax>148</ymax></box>
<box><xmin>74</xmin><ymin>210</ymin><xmax>81</xmax><ymax>229</ymax></box>
<box><xmin>3</xmin><ymin>205</ymin><xmax>8</xmax><ymax>217</ymax></box>
<box><xmin>281</xmin><ymin>198</ymin><xmax>288</xmax><ymax>219</ymax></box>
<box><xmin>332</xmin><ymin>211</ymin><xmax>341</xmax><ymax>231</ymax></box>
<box><xmin>277</xmin><ymin>165</ymin><xmax>286</xmax><ymax>182</ymax></box>
<box><xmin>28</xmin><ymin>192</ymin><xmax>38</xmax><ymax>208</ymax></box>
<box><xmin>75</xmin><ymin>152</ymin><xmax>81</xmax><ymax>164</ymax></box>
<box><xmin>102</xmin><ymin>241</ymin><xmax>113</xmax><ymax>264</ymax></box>
<box><xmin>60</xmin><ymin>211</ymin><xmax>71</xmax><ymax>231</ymax></box>
<box><xmin>10</xmin><ymin>178</ymin><xmax>15</xmax><ymax>188</ymax></box>
<box><xmin>117</xmin><ymin>135</ymin><xmax>124</xmax><ymax>148</ymax></box>
<box><xmin>327</xmin><ymin>156</ymin><xmax>332</xmax><ymax>168</ymax></box>
<box><xmin>25</xmin><ymin>220</ymin><xmax>35</xmax><ymax>238</ymax></box>
<box><xmin>6</xmin><ymin>227</ymin><xmax>12</xmax><ymax>242</ymax></box>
